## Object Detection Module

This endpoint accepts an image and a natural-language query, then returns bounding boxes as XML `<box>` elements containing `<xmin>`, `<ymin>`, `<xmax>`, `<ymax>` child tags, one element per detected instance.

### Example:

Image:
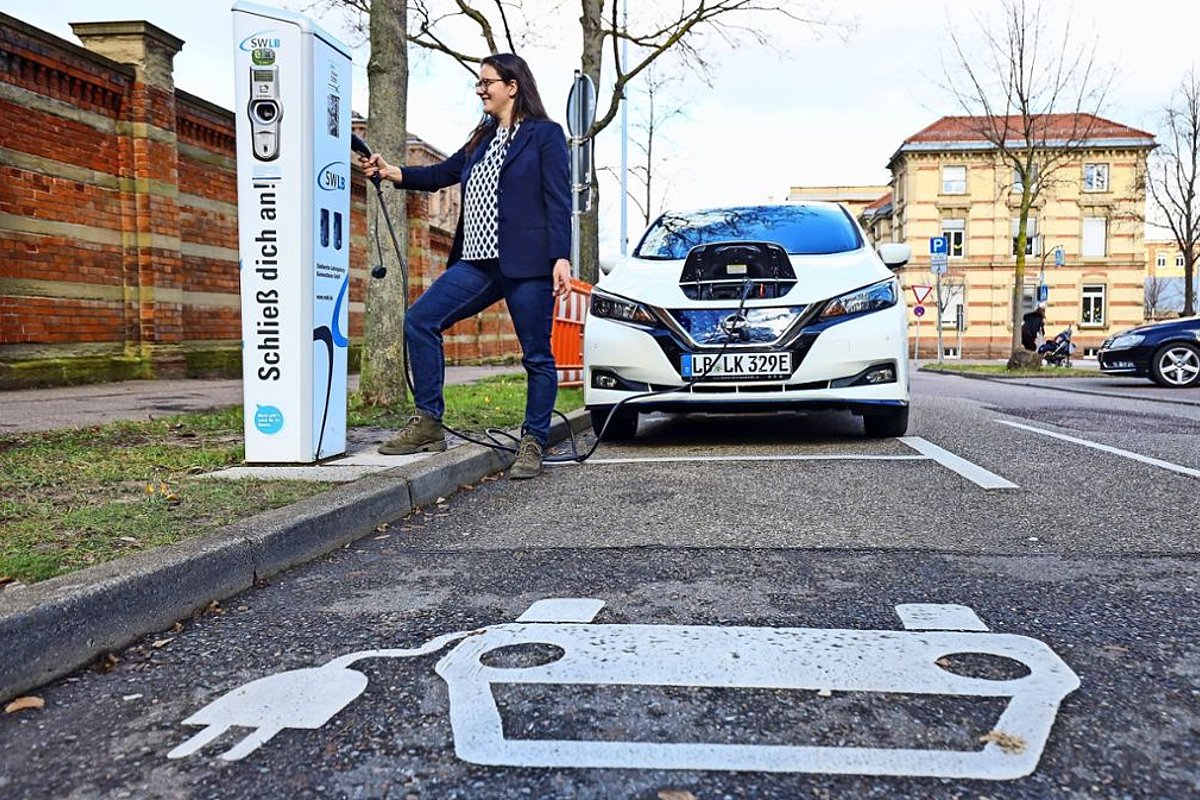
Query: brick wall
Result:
<box><xmin>0</xmin><ymin>12</ymin><xmax>518</xmax><ymax>389</ymax></box>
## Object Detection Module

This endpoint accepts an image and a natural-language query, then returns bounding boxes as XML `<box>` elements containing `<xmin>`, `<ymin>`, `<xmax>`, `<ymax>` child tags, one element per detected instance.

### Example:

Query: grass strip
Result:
<box><xmin>0</xmin><ymin>374</ymin><xmax>582</xmax><ymax>585</ymax></box>
<box><xmin>920</xmin><ymin>363</ymin><xmax>1100</xmax><ymax>378</ymax></box>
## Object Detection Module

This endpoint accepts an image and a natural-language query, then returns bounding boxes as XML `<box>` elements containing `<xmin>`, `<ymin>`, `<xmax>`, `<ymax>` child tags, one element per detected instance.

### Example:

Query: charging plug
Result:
<box><xmin>167</xmin><ymin>663</ymin><xmax>369</xmax><ymax>761</ymax></box>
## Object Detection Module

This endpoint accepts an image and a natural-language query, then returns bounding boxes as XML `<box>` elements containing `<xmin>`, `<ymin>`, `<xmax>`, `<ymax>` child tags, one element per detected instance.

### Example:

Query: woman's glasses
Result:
<box><xmin>474</xmin><ymin>77</ymin><xmax>507</xmax><ymax>91</ymax></box>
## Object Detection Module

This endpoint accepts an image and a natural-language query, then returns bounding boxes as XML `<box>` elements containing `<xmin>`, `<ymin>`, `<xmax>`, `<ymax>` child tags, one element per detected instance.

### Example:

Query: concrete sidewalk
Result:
<box><xmin>0</xmin><ymin>366</ymin><xmax>519</xmax><ymax>434</ymax></box>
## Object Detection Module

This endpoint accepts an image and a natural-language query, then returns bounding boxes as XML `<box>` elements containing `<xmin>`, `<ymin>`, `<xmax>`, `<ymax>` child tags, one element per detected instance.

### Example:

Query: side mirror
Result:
<box><xmin>877</xmin><ymin>243</ymin><xmax>912</xmax><ymax>270</ymax></box>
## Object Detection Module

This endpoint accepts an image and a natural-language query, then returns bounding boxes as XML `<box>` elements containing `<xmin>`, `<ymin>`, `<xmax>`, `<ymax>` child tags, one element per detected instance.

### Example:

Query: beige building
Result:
<box><xmin>786</xmin><ymin>184</ymin><xmax>890</xmax><ymax>218</ymax></box>
<box><xmin>877</xmin><ymin>114</ymin><xmax>1155</xmax><ymax>358</ymax></box>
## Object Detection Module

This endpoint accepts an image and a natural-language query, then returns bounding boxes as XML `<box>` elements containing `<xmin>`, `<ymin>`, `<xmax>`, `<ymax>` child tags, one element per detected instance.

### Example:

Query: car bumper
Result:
<box><xmin>583</xmin><ymin>304</ymin><xmax>910</xmax><ymax>412</ymax></box>
<box><xmin>1097</xmin><ymin>347</ymin><xmax>1150</xmax><ymax>375</ymax></box>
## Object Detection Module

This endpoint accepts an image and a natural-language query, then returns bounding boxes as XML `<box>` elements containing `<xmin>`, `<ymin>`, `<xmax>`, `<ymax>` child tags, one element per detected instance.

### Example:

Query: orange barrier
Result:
<box><xmin>552</xmin><ymin>277</ymin><xmax>592</xmax><ymax>387</ymax></box>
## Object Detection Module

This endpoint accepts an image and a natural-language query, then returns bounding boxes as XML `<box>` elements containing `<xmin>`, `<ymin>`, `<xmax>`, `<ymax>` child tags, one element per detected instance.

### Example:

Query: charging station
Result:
<box><xmin>232</xmin><ymin>1</ymin><xmax>352</xmax><ymax>463</ymax></box>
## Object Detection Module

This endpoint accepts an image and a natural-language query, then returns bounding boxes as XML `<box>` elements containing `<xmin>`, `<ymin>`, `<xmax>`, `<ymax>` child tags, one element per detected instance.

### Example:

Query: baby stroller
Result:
<box><xmin>1038</xmin><ymin>325</ymin><xmax>1077</xmax><ymax>366</ymax></box>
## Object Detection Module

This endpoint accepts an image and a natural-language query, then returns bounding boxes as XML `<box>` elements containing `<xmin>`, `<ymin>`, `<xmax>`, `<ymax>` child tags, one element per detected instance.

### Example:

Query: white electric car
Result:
<box><xmin>583</xmin><ymin>203</ymin><xmax>912</xmax><ymax>439</ymax></box>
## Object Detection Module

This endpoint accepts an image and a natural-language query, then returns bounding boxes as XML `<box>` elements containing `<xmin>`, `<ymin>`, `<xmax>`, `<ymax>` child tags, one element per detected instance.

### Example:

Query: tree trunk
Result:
<box><xmin>1185</xmin><ymin>256</ymin><xmax>1196</xmax><ymax>317</ymax></box>
<box><xmin>360</xmin><ymin>0</ymin><xmax>410</xmax><ymax>405</ymax></box>
<box><xmin>578</xmin><ymin>0</ymin><xmax>604</xmax><ymax>284</ymax></box>
<box><xmin>1009</xmin><ymin>188</ymin><xmax>1032</xmax><ymax>361</ymax></box>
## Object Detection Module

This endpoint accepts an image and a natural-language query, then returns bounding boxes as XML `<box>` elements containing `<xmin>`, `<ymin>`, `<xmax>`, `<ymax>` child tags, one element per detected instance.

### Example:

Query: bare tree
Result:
<box><xmin>1142</xmin><ymin>69</ymin><xmax>1200</xmax><ymax>318</ymax></box>
<box><xmin>600</xmin><ymin>61</ymin><xmax>688</xmax><ymax>235</ymax></box>
<box><xmin>379</xmin><ymin>0</ymin><xmax>837</xmax><ymax>282</ymax></box>
<box><xmin>320</xmin><ymin>0</ymin><xmax>411</xmax><ymax>404</ymax></box>
<box><xmin>943</xmin><ymin>0</ymin><xmax>1113</xmax><ymax>363</ymax></box>
<box><xmin>1144</xmin><ymin>274</ymin><xmax>1170</xmax><ymax>319</ymax></box>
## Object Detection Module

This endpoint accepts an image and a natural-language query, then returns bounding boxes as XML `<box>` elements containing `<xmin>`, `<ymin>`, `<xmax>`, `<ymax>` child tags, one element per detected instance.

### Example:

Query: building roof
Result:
<box><xmin>863</xmin><ymin>191</ymin><xmax>892</xmax><ymax>212</ymax></box>
<box><xmin>890</xmin><ymin>113</ymin><xmax>1156</xmax><ymax>165</ymax></box>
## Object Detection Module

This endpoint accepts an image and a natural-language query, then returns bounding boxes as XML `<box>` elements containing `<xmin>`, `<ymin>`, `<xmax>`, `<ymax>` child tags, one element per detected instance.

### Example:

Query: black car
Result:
<box><xmin>1098</xmin><ymin>316</ymin><xmax>1200</xmax><ymax>387</ymax></box>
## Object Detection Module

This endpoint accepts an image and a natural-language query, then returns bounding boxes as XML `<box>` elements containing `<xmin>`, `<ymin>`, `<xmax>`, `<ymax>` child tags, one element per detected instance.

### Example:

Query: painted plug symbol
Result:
<box><xmin>168</xmin><ymin>663</ymin><xmax>368</xmax><ymax>761</ymax></box>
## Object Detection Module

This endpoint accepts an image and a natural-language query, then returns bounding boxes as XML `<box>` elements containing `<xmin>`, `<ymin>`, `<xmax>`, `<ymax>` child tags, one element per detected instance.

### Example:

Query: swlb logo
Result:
<box><xmin>240</xmin><ymin>31</ymin><xmax>282</xmax><ymax>52</ymax></box>
<box><xmin>254</xmin><ymin>405</ymin><xmax>284</xmax><ymax>435</ymax></box>
<box><xmin>317</xmin><ymin>161</ymin><xmax>348</xmax><ymax>192</ymax></box>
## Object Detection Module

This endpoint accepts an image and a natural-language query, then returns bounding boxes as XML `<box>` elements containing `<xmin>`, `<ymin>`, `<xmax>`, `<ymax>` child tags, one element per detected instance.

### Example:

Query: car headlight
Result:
<box><xmin>819</xmin><ymin>279</ymin><xmax>898</xmax><ymax>320</ymax></box>
<box><xmin>590</xmin><ymin>290</ymin><xmax>657</xmax><ymax>326</ymax></box>
<box><xmin>1107</xmin><ymin>333</ymin><xmax>1144</xmax><ymax>349</ymax></box>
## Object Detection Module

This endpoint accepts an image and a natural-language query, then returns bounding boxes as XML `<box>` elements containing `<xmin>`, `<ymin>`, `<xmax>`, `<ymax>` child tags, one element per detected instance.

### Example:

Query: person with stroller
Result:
<box><xmin>1021</xmin><ymin>304</ymin><xmax>1046</xmax><ymax>351</ymax></box>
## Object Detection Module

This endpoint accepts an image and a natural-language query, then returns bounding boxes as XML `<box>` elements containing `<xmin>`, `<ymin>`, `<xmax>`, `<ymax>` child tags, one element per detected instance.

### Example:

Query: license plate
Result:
<box><xmin>681</xmin><ymin>352</ymin><xmax>792</xmax><ymax>379</ymax></box>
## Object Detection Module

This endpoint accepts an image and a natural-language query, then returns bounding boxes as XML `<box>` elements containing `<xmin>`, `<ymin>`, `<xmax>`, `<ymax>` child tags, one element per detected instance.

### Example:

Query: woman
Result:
<box><xmin>360</xmin><ymin>53</ymin><xmax>572</xmax><ymax>480</ymax></box>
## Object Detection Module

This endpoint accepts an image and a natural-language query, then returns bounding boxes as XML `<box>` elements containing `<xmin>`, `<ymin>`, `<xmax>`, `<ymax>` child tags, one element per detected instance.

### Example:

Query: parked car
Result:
<box><xmin>1098</xmin><ymin>316</ymin><xmax>1200</xmax><ymax>388</ymax></box>
<box><xmin>583</xmin><ymin>203</ymin><xmax>912</xmax><ymax>439</ymax></box>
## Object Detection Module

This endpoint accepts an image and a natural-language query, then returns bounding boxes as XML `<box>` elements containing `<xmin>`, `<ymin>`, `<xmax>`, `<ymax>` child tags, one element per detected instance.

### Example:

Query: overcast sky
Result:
<box><xmin>7</xmin><ymin>0</ymin><xmax>1197</xmax><ymax>253</ymax></box>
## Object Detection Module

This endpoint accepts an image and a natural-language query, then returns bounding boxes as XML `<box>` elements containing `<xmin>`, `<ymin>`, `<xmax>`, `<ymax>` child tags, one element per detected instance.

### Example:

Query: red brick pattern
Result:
<box><xmin>1</xmin><ymin>12</ymin><xmax>520</xmax><ymax>381</ymax></box>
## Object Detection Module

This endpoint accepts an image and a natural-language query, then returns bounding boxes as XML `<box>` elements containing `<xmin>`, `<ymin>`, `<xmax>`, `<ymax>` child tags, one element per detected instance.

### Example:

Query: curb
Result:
<box><xmin>0</xmin><ymin>408</ymin><xmax>592</xmax><ymax>702</ymax></box>
<box><xmin>919</xmin><ymin>368</ymin><xmax>1200</xmax><ymax>408</ymax></box>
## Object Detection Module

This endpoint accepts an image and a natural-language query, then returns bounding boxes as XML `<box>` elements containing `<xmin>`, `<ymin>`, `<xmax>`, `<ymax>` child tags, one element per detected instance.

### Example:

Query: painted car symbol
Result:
<box><xmin>169</xmin><ymin>599</ymin><xmax>1079</xmax><ymax>780</ymax></box>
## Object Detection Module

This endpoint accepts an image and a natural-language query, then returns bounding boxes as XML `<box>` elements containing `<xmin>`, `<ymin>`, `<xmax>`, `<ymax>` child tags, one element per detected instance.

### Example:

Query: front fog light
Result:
<box><xmin>866</xmin><ymin>366</ymin><xmax>895</xmax><ymax>384</ymax></box>
<box><xmin>592</xmin><ymin>371</ymin><xmax>621</xmax><ymax>389</ymax></box>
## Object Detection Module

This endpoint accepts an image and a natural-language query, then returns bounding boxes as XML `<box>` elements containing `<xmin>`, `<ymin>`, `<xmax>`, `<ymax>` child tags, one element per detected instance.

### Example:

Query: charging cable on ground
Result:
<box><xmin>352</xmin><ymin>134</ymin><xmax>754</xmax><ymax>466</ymax></box>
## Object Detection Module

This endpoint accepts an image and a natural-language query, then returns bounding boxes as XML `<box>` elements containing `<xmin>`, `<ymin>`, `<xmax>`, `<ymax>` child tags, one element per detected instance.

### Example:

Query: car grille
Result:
<box><xmin>666</xmin><ymin>306</ymin><xmax>807</xmax><ymax>346</ymax></box>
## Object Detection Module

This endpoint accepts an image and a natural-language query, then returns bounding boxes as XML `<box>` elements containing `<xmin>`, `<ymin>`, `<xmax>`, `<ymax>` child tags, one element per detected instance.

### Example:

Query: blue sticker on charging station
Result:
<box><xmin>254</xmin><ymin>405</ymin><xmax>284</xmax><ymax>435</ymax></box>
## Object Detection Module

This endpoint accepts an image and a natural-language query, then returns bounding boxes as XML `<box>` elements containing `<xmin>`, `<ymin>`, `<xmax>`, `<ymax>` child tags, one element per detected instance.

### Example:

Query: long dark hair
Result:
<box><xmin>465</xmin><ymin>53</ymin><xmax>550</xmax><ymax>154</ymax></box>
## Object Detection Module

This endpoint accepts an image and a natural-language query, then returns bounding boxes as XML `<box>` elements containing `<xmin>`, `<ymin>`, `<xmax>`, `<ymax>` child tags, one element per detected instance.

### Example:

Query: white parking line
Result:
<box><xmin>998</xmin><ymin>420</ymin><xmax>1200</xmax><ymax>479</ymax></box>
<box><xmin>899</xmin><ymin>437</ymin><xmax>1020</xmax><ymax>490</ymax></box>
<box><xmin>549</xmin><ymin>454</ymin><xmax>927</xmax><ymax>466</ymax></box>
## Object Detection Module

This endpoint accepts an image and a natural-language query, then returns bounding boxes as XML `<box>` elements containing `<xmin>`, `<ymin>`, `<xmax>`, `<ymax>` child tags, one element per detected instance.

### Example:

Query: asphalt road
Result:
<box><xmin>2</xmin><ymin>372</ymin><xmax>1198</xmax><ymax>799</ymax></box>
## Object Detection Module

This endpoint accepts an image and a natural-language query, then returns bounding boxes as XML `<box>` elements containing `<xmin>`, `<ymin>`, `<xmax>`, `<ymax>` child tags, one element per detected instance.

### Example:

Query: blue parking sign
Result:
<box><xmin>1054</xmin><ymin>247</ymin><xmax>1065</xmax><ymax>267</ymax></box>
<box><xmin>930</xmin><ymin>236</ymin><xmax>948</xmax><ymax>255</ymax></box>
<box><xmin>1037</xmin><ymin>284</ymin><xmax>1049</xmax><ymax>303</ymax></box>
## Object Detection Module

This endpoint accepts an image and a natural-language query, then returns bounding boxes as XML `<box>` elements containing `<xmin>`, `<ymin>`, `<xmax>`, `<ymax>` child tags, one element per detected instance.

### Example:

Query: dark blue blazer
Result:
<box><xmin>401</xmin><ymin>117</ymin><xmax>571</xmax><ymax>280</ymax></box>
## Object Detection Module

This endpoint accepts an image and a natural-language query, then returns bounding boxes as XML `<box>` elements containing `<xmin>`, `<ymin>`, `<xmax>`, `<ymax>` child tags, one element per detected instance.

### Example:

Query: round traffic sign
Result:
<box><xmin>914</xmin><ymin>306</ymin><xmax>926</xmax><ymax>317</ymax></box>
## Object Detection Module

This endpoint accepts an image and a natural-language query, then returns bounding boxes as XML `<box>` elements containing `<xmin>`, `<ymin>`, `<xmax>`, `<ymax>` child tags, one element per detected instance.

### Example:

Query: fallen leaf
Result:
<box><xmin>435</xmin><ymin>496</ymin><xmax>446</xmax><ymax>504</ymax></box>
<box><xmin>375</xmin><ymin>522</ymin><xmax>390</xmax><ymax>532</ymax></box>
<box><xmin>151</xmin><ymin>638</ymin><xmax>174</xmax><ymax>649</ymax></box>
<box><xmin>980</xmin><ymin>730</ymin><xmax>1027</xmax><ymax>754</ymax></box>
<box><xmin>936</xmin><ymin>657</ymin><xmax>952</xmax><ymax>668</ymax></box>
<box><xmin>118</xmin><ymin>537</ymin><xmax>141</xmax><ymax>546</ymax></box>
<box><xmin>94</xmin><ymin>653</ymin><xmax>121</xmax><ymax>673</ymax></box>
<box><xmin>816</xmin><ymin>688</ymin><xmax>833</xmax><ymax>698</ymax></box>
<box><xmin>657</xmin><ymin>790</ymin><xmax>696</xmax><ymax>800</ymax></box>
<box><xmin>206</xmin><ymin>601</ymin><xmax>224</xmax><ymax>615</ymax></box>
<box><xmin>5</xmin><ymin>696</ymin><xmax>44</xmax><ymax>714</ymax></box>
<box><xmin>171</xmin><ymin>622</ymin><xmax>184</xmax><ymax>634</ymax></box>
<box><xmin>0</xmin><ymin>576</ymin><xmax>16</xmax><ymax>587</ymax></box>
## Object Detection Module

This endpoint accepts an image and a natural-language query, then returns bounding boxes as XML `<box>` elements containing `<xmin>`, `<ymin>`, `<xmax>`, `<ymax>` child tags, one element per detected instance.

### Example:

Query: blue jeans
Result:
<box><xmin>405</xmin><ymin>259</ymin><xmax>557</xmax><ymax>444</ymax></box>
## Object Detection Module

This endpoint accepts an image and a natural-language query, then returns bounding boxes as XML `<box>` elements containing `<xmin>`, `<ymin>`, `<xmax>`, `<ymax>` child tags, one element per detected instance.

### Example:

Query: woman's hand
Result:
<box><xmin>552</xmin><ymin>259</ymin><xmax>572</xmax><ymax>297</ymax></box>
<box><xmin>358</xmin><ymin>153</ymin><xmax>401</xmax><ymax>185</ymax></box>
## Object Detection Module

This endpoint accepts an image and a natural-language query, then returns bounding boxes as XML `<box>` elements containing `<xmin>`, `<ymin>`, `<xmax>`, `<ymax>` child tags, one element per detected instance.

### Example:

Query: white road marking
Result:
<box><xmin>998</xmin><ymin>420</ymin><xmax>1200</xmax><ymax>479</ymax></box>
<box><xmin>171</xmin><ymin>599</ymin><xmax>1080</xmax><ymax>780</ymax></box>
<box><xmin>899</xmin><ymin>437</ymin><xmax>1020</xmax><ymax>490</ymax></box>
<box><xmin>549</xmin><ymin>454</ymin><xmax>927</xmax><ymax>466</ymax></box>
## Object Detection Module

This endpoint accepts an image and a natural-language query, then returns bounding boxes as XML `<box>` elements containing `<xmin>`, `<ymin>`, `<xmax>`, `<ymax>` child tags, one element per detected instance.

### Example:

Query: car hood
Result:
<box><xmin>1110</xmin><ymin>316</ymin><xmax>1200</xmax><ymax>338</ymax></box>
<box><xmin>597</xmin><ymin>249</ymin><xmax>893</xmax><ymax>307</ymax></box>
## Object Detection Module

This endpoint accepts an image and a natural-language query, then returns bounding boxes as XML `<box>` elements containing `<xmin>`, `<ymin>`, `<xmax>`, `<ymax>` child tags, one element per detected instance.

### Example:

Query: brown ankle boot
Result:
<box><xmin>507</xmin><ymin>434</ymin><xmax>543</xmax><ymax>479</ymax></box>
<box><xmin>378</xmin><ymin>411</ymin><xmax>446</xmax><ymax>455</ymax></box>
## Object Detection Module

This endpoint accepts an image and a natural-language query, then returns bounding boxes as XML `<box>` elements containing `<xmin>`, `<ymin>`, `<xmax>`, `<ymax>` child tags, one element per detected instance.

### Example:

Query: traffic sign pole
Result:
<box><xmin>935</xmin><ymin>273</ymin><xmax>944</xmax><ymax>364</ymax></box>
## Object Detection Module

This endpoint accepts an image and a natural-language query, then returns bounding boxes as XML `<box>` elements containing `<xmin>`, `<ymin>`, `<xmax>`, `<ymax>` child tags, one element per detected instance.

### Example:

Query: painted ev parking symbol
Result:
<box><xmin>169</xmin><ymin>599</ymin><xmax>1078</xmax><ymax>780</ymax></box>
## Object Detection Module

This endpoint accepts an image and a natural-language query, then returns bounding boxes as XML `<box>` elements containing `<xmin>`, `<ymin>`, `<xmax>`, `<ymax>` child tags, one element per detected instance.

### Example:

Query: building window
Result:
<box><xmin>1013</xmin><ymin>165</ymin><xmax>1038</xmax><ymax>194</ymax></box>
<box><xmin>1081</xmin><ymin>284</ymin><xmax>1106</xmax><ymax>326</ymax></box>
<box><xmin>1083</xmin><ymin>163</ymin><xmax>1109</xmax><ymax>192</ymax></box>
<box><xmin>942</xmin><ymin>218</ymin><xmax>966</xmax><ymax>257</ymax></box>
<box><xmin>1020</xmin><ymin>282</ymin><xmax>1039</xmax><ymax>316</ymax></box>
<box><xmin>1082</xmin><ymin>217</ymin><xmax>1107</xmax><ymax>257</ymax></box>
<box><xmin>1012</xmin><ymin>218</ymin><xmax>1039</xmax><ymax>256</ymax></box>
<box><xmin>941</xmin><ymin>280</ymin><xmax>966</xmax><ymax>329</ymax></box>
<box><xmin>1157</xmin><ymin>253</ymin><xmax>1168</xmax><ymax>268</ymax></box>
<box><xmin>942</xmin><ymin>165</ymin><xmax>966</xmax><ymax>194</ymax></box>
<box><xmin>1176</xmin><ymin>253</ymin><xmax>1185</xmax><ymax>268</ymax></box>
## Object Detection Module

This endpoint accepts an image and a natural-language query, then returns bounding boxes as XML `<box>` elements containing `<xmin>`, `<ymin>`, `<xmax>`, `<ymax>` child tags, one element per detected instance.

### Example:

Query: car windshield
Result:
<box><xmin>633</xmin><ymin>205</ymin><xmax>863</xmax><ymax>260</ymax></box>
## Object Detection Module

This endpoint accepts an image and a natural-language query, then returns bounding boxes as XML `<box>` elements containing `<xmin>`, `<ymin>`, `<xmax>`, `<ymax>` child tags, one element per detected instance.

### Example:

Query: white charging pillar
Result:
<box><xmin>232</xmin><ymin>2</ymin><xmax>352</xmax><ymax>463</ymax></box>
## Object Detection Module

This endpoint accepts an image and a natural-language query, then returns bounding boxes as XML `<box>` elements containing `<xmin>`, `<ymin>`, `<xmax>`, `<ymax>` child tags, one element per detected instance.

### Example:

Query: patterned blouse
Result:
<box><xmin>462</xmin><ymin>122</ymin><xmax>520</xmax><ymax>261</ymax></box>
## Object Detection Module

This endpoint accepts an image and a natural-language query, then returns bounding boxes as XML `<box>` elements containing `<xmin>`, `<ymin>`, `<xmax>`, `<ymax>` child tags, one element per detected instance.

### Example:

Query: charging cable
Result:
<box><xmin>351</xmin><ymin>134</ymin><xmax>759</xmax><ymax>465</ymax></box>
